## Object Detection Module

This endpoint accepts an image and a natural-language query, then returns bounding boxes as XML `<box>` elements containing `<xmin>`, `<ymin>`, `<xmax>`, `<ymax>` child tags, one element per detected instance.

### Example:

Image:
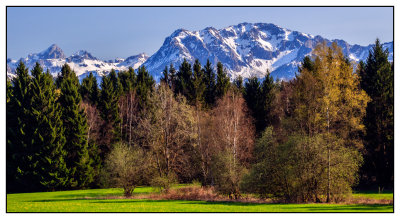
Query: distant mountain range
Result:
<box><xmin>7</xmin><ymin>22</ymin><xmax>393</xmax><ymax>81</ymax></box>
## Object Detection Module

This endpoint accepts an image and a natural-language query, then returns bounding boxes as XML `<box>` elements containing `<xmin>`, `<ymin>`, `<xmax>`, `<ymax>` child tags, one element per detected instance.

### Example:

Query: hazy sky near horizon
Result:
<box><xmin>7</xmin><ymin>7</ymin><xmax>393</xmax><ymax>60</ymax></box>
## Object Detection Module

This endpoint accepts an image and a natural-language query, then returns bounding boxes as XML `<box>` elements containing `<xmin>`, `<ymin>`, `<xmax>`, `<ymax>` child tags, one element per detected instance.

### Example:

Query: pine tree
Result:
<box><xmin>56</xmin><ymin>64</ymin><xmax>79</xmax><ymax>88</ymax></box>
<box><xmin>59</xmin><ymin>70</ymin><xmax>94</xmax><ymax>188</ymax></box>
<box><xmin>244</xmin><ymin>76</ymin><xmax>263</xmax><ymax>133</ymax></box>
<box><xmin>243</xmin><ymin>72</ymin><xmax>275</xmax><ymax>134</ymax></box>
<box><xmin>80</xmin><ymin>72</ymin><xmax>97</xmax><ymax>104</ymax></box>
<box><xmin>233</xmin><ymin>75</ymin><xmax>244</xmax><ymax>94</ymax></box>
<box><xmin>191</xmin><ymin>59</ymin><xmax>206</xmax><ymax>106</ymax></box>
<box><xmin>7</xmin><ymin>61</ymin><xmax>32</xmax><ymax>192</ymax></box>
<box><xmin>99</xmin><ymin>73</ymin><xmax>122</xmax><ymax>155</ymax></box>
<box><xmin>203</xmin><ymin>59</ymin><xmax>216</xmax><ymax>108</ymax></box>
<box><xmin>109</xmin><ymin>69</ymin><xmax>123</xmax><ymax>97</ymax></box>
<box><xmin>6</xmin><ymin>79</ymin><xmax>14</xmax><ymax>192</ymax></box>
<box><xmin>260</xmin><ymin>71</ymin><xmax>275</xmax><ymax>128</ymax></box>
<box><xmin>359</xmin><ymin>39</ymin><xmax>394</xmax><ymax>188</ymax></box>
<box><xmin>176</xmin><ymin>59</ymin><xmax>193</xmax><ymax>99</ymax></box>
<box><xmin>169</xmin><ymin>63</ymin><xmax>177</xmax><ymax>91</ymax></box>
<box><xmin>29</xmin><ymin>63</ymin><xmax>69</xmax><ymax>191</ymax></box>
<box><xmin>215</xmin><ymin>62</ymin><xmax>230</xmax><ymax>99</ymax></box>
<box><xmin>89</xmin><ymin>75</ymin><xmax>99</xmax><ymax>105</ymax></box>
<box><xmin>160</xmin><ymin>65</ymin><xmax>169</xmax><ymax>85</ymax></box>
<box><xmin>6</xmin><ymin>79</ymin><xmax>12</xmax><ymax>103</ymax></box>
<box><xmin>118</xmin><ymin>67</ymin><xmax>137</xmax><ymax>93</ymax></box>
<box><xmin>136</xmin><ymin>65</ymin><xmax>155</xmax><ymax>109</ymax></box>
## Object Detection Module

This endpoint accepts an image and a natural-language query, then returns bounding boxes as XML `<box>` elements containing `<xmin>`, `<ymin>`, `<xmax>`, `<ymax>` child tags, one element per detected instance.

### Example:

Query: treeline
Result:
<box><xmin>6</xmin><ymin>39</ymin><xmax>393</xmax><ymax>203</ymax></box>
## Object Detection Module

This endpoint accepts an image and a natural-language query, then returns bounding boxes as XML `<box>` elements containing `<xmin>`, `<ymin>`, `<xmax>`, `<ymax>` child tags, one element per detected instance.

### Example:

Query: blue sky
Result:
<box><xmin>7</xmin><ymin>7</ymin><xmax>393</xmax><ymax>60</ymax></box>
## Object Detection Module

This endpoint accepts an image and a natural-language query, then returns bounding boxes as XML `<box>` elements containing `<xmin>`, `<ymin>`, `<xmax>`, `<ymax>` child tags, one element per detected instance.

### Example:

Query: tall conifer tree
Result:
<box><xmin>56</xmin><ymin>64</ymin><xmax>78</xmax><ymax>88</ymax></box>
<box><xmin>169</xmin><ymin>63</ymin><xmax>177</xmax><ymax>91</ymax></box>
<box><xmin>7</xmin><ymin>61</ymin><xmax>32</xmax><ymax>192</ymax></box>
<box><xmin>260</xmin><ymin>71</ymin><xmax>275</xmax><ymax>129</ymax></box>
<box><xmin>176</xmin><ymin>59</ymin><xmax>193</xmax><ymax>99</ymax></box>
<box><xmin>99</xmin><ymin>73</ymin><xmax>122</xmax><ymax>155</ymax></box>
<box><xmin>244</xmin><ymin>76</ymin><xmax>263</xmax><ymax>133</ymax></box>
<box><xmin>215</xmin><ymin>62</ymin><xmax>230</xmax><ymax>99</ymax></box>
<box><xmin>233</xmin><ymin>75</ymin><xmax>244</xmax><ymax>94</ymax></box>
<box><xmin>136</xmin><ymin>65</ymin><xmax>155</xmax><ymax>109</ymax></box>
<box><xmin>80</xmin><ymin>72</ymin><xmax>98</xmax><ymax>104</ymax></box>
<box><xmin>29</xmin><ymin>63</ymin><xmax>69</xmax><ymax>191</ymax></box>
<box><xmin>203</xmin><ymin>59</ymin><xmax>216</xmax><ymax>108</ymax></box>
<box><xmin>161</xmin><ymin>65</ymin><xmax>169</xmax><ymax>85</ymax></box>
<box><xmin>109</xmin><ymin>69</ymin><xmax>123</xmax><ymax>97</ymax></box>
<box><xmin>118</xmin><ymin>67</ymin><xmax>137</xmax><ymax>93</ymax></box>
<box><xmin>59</xmin><ymin>69</ymin><xmax>94</xmax><ymax>188</ymax></box>
<box><xmin>359</xmin><ymin>39</ymin><xmax>394</xmax><ymax>188</ymax></box>
<box><xmin>191</xmin><ymin>59</ymin><xmax>206</xmax><ymax>106</ymax></box>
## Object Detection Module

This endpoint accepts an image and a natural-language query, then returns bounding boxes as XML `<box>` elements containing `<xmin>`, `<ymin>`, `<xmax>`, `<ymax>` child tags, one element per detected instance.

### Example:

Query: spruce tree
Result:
<box><xmin>136</xmin><ymin>65</ymin><xmax>155</xmax><ymax>109</ymax></box>
<box><xmin>56</xmin><ymin>64</ymin><xmax>78</xmax><ymax>88</ymax></box>
<box><xmin>260</xmin><ymin>71</ymin><xmax>275</xmax><ymax>129</ymax></box>
<box><xmin>191</xmin><ymin>59</ymin><xmax>206</xmax><ymax>106</ymax></box>
<box><xmin>169</xmin><ymin>63</ymin><xmax>177</xmax><ymax>91</ymax></box>
<box><xmin>29</xmin><ymin>63</ymin><xmax>69</xmax><ymax>191</ymax></box>
<box><xmin>128</xmin><ymin>67</ymin><xmax>137</xmax><ymax>88</ymax></box>
<box><xmin>80</xmin><ymin>72</ymin><xmax>97</xmax><ymax>104</ymax></box>
<box><xmin>233</xmin><ymin>75</ymin><xmax>244</xmax><ymax>94</ymax></box>
<box><xmin>99</xmin><ymin>74</ymin><xmax>122</xmax><ymax>154</ymax></box>
<box><xmin>109</xmin><ymin>69</ymin><xmax>123</xmax><ymax>97</ymax></box>
<box><xmin>6</xmin><ymin>79</ymin><xmax>12</xmax><ymax>103</ymax></box>
<box><xmin>160</xmin><ymin>65</ymin><xmax>169</xmax><ymax>85</ymax></box>
<box><xmin>215</xmin><ymin>62</ymin><xmax>230</xmax><ymax>99</ymax></box>
<box><xmin>7</xmin><ymin>61</ymin><xmax>31</xmax><ymax>192</ymax></box>
<box><xmin>59</xmin><ymin>71</ymin><xmax>94</xmax><ymax>188</ymax></box>
<box><xmin>89</xmin><ymin>75</ymin><xmax>99</xmax><ymax>105</ymax></box>
<box><xmin>203</xmin><ymin>59</ymin><xmax>216</xmax><ymax>108</ymax></box>
<box><xmin>359</xmin><ymin>39</ymin><xmax>394</xmax><ymax>188</ymax></box>
<box><xmin>244</xmin><ymin>76</ymin><xmax>263</xmax><ymax>133</ymax></box>
<box><xmin>118</xmin><ymin>67</ymin><xmax>137</xmax><ymax>93</ymax></box>
<box><xmin>176</xmin><ymin>59</ymin><xmax>193</xmax><ymax>99</ymax></box>
<box><xmin>243</xmin><ymin>72</ymin><xmax>275</xmax><ymax>134</ymax></box>
<box><xmin>6</xmin><ymin>79</ymin><xmax>15</xmax><ymax>192</ymax></box>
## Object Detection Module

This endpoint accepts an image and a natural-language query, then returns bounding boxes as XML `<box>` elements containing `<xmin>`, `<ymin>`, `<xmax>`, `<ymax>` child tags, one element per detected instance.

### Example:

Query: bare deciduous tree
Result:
<box><xmin>211</xmin><ymin>89</ymin><xmax>255</xmax><ymax>198</ymax></box>
<box><xmin>138</xmin><ymin>84</ymin><xmax>196</xmax><ymax>190</ymax></box>
<box><xmin>81</xmin><ymin>101</ymin><xmax>102</xmax><ymax>143</ymax></box>
<box><xmin>119</xmin><ymin>91</ymin><xmax>139</xmax><ymax>147</ymax></box>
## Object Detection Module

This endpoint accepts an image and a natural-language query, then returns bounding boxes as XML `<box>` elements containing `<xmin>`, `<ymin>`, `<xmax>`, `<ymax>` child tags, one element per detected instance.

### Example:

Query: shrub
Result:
<box><xmin>211</xmin><ymin>151</ymin><xmax>248</xmax><ymax>199</ymax></box>
<box><xmin>150</xmin><ymin>173</ymin><xmax>177</xmax><ymax>193</ymax></box>
<box><xmin>242</xmin><ymin>127</ymin><xmax>362</xmax><ymax>203</ymax></box>
<box><xmin>102</xmin><ymin>142</ymin><xmax>151</xmax><ymax>197</ymax></box>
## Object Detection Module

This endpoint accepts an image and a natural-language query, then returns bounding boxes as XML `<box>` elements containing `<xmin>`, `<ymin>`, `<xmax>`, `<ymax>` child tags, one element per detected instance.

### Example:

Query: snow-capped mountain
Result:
<box><xmin>7</xmin><ymin>44</ymin><xmax>149</xmax><ymax>81</ymax></box>
<box><xmin>143</xmin><ymin>22</ymin><xmax>393</xmax><ymax>80</ymax></box>
<box><xmin>118</xmin><ymin>53</ymin><xmax>149</xmax><ymax>69</ymax></box>
<box><xmin>7</xmin><ymin>22</ymin><xmax>393</xmax><ymax>81</ymax></box>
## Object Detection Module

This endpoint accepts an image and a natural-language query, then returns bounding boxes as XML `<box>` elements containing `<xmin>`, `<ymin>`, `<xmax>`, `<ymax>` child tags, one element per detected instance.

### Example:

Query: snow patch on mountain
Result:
<box><xmin>143</xmin><ymin>22</ymin><xmax>393</xmax><ymax>80</ymax></box>
<box><xmin>7</xmin><ymin>22</ymin><xmax>393</xmax><ymax>82</ymax></box>
<box><xmin>7</xmin><ymin>45</ymin><xmax>148</xmax><ymax>81</ymax></box>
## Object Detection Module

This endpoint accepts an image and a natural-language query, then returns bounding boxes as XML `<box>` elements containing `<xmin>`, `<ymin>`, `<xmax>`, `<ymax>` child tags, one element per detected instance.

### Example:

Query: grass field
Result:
<box><xmin>352</xmin><ymin>190</ymin><xmax>394</xmax><ymax>200</ymax></box>
<box><xmin>7</xmin><ymin>186</ymin><xmax>393</xmax><ymax>212</ymax></box>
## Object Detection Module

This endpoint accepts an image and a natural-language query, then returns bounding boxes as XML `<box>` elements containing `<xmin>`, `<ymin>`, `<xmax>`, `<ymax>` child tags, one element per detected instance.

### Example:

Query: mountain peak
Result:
<box><xmin>6</xmin><ymin>22</ymin><xmax>394</xmax><ymax>82</ymax></box>
<box><xmin>143</xmin><ymin>22</ymin><xmax>393</xmax><ymax>80</ymax></box>
<box><xmin>138</xmin><ymin>52</ymin><xmax>149</xmax><ymax>58</ymax></box>
<box><xmin>171</xmin><ymin>28</ymin><xmax>189</xmax><ymax>37</ymax></box>
<box><xmin>67</xmin><ymin>50</ymin><xmax>97</xmax><ymax>61</ymax></box>
<box><xmin>37</xmin><ymin>44</ymin><xmax>65</xmax><ymax>59</ymax></box>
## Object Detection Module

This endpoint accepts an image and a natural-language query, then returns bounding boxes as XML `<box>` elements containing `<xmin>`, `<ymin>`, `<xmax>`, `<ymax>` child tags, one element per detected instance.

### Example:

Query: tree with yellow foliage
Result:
<box><xmin>293</xmin><ymin>42</ymin><xmax>369</xmax><ymax>202</ymax></box>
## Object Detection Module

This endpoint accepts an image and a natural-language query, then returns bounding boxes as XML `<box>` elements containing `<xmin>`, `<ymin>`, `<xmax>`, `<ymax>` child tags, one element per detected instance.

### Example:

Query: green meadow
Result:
<box><xmin>7</xmin><ymin>186</ymin><xmax>393</xmax><ymax>212</ymax></box>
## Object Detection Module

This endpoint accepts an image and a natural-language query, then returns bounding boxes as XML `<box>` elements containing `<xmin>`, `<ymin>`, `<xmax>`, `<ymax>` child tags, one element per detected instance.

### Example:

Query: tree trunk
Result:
<box><xmin>326</xmin><ymin>106</ymin><xmax>331</xmax><ymax>203</ymax></box>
